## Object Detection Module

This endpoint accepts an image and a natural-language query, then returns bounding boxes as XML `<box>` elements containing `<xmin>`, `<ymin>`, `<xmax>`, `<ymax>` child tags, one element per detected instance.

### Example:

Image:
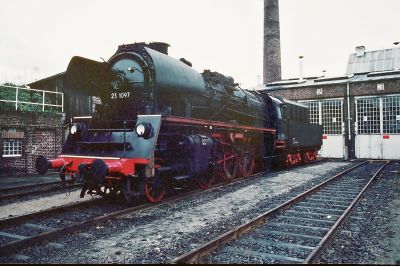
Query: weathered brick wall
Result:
<box><xmin>267</xmin><ymin>79</ymin><xmax>400</xmax><ymax>101</ymax></box>
<box><xmin>0</xmin><ymin>110</ymin><xmax>64</xmax><ymax>174</ymax></box>
<box><xmin>268</xmin><ymin>84</ymin><xmax>346</xmax><ymax>100</ymax></box>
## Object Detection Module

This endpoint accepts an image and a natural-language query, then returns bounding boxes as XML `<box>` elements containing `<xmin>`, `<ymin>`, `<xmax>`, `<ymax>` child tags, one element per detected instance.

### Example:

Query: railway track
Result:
<box><xmin>0</xmin><ymin>159</ymin><xmax>326</xmax><ymax>204</ymax></box>
<box><xmin>0</xmin><ymin>157</ymin><xmax>328</xmax><ymax>258</ymax></box>
<box><xmin>0</xmin><ymin>162</ymin><xmax>281</xmax><ymax>257</ymax></box>
<box><xmin>0</xmin><ymin>180</ymin><xmax>79</xmax><ymax>202</ymax></box>
<box><xmin>171</xmin><ymin>160</ymin><xmax>390</xmax><ymax>264</ymax></box>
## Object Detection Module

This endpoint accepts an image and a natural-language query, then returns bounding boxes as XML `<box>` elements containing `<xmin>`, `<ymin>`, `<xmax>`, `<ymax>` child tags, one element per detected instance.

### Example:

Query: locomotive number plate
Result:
<box><xmin>111</xmin><ymin>92</ymin><xmax>131</xmax><ymax>100</ymax></box>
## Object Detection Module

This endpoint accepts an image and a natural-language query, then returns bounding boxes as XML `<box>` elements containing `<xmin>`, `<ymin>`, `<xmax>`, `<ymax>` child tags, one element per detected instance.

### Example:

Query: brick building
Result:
<box><xmin>0</xmin><ymin>70</ymin><xmax>95</xmax><ymax>174</ymax></box>
<box><xmin>1</xmin><ymin>109</ymin><xmax>64</xmax><ymax>174</ymax></box>
<box><xmin>259</xmin><ymin>46</ymin><xmax>400</xmax><ymax>160</ymax></box>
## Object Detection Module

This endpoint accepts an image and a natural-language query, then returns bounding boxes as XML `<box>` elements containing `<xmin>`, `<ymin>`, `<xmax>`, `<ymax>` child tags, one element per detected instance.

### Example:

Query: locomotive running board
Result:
<box><xmin>163</xmin><ymin>115</ymin><xmax>276</xmax><ymax>134</ymax></box>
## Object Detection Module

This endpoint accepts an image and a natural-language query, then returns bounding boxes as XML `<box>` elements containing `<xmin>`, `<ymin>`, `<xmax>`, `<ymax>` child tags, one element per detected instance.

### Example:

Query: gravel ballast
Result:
<box><xmin>0</xmin><ymin>160</ymin><xmax>358</xmax><ymax>264</ymax></box>
<box><xmin>320</xmin><ymin>160</ymin><xmax>400</xmax><ymax>264</ymax></box>
<box><xmin>2</xmin><ymin>160</ymin><xmax>396</xmax><ymax>264</ymax></box>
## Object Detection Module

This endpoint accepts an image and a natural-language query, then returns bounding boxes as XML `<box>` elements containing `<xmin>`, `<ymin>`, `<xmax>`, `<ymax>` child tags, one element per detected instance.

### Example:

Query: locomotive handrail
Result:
<box><xmin>88</xmin><ymin>128</ymin><xmax>135</xmax><ymax>131</ymax></box>
<box><xmin>0</xmin><ymin>85</ymin><xmax>63</xmax><ymax>112</ymax></box>
<box><xmin>163</xmin><ymin>115</ymin><xmax>276</xmax><ymax>134</ymax></box>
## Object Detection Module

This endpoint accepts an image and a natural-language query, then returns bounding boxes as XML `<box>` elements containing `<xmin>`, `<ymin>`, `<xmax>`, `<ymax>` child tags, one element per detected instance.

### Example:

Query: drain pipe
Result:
<box><xmin>346</xmin><ymin>81</ymin><xmax>351</xmax><ymax>160</ymax></box>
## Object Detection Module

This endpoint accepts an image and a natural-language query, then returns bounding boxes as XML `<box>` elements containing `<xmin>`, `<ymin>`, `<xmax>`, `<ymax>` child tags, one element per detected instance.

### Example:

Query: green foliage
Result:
<box><xmin>0</xmin><ymin>83</ymin><xmax>62</xmax><ymax>113</ymax></box>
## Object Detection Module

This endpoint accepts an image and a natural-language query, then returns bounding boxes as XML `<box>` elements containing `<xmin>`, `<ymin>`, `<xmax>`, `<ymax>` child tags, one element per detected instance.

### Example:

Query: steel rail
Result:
<box><xmin>303</xmin><ymin>160</ymin><xmax>391</xmax><ymax>263</ymax></box>
<box><xmin>0</xmin><ymin>164</ymin><xmax>276</xmax><ymax>256</ymax></box>
<box><xmin>0</xmin><ymin>198</ymin><xmax>102</xmax><ymax>227</ymax></box>
<box><xmin>170</xmin><ymin>160</ymin><xmax>371</xmax><ymax>264</ymax></box>
<box><xmin>0</xmin><ymin>181</ymin><xmax>64</xmax><ymax>193</ymax></box>
<box><xmin>0</xmin><ymin>158</ymin><xmax>326</xmax><ymax>226</ymax></box>
<box><xmin>0</xmin><ymin>182</ymin><xmax>79</xmax><ymax>201</ymax></box>
<box><xmin>0</xmin><ymin>157</ymin><xmax>327</xmax><ymax>256</ymax></box>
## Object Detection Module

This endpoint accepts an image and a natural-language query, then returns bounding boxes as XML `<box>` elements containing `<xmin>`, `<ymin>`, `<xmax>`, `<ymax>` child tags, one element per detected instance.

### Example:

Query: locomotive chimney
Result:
<box><xmin>355</xmin><ymin>45</ymin><xmax>366</xmax><ymax>57</ymax></box>
<box><xmin>298</xmin><ymin>55</ymin><xmax>304</xmax><ymax>82</ymax></box>
<box><xmin>149</xmin><ymin>42</ymin><xmax>170</xmax><ymax>55</ymax></box>
<box><xmin>263</xmin><ymin>0</ymin><xmax>282</xmax><ymax>84</ymax></box>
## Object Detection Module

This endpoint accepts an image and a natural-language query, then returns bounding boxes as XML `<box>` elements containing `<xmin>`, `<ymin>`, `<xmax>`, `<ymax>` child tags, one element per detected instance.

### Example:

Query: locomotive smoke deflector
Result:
<box><xmin>63</xmin><ymin>56</ymin><xmax>114</xmax><ymax>96</ymax></box>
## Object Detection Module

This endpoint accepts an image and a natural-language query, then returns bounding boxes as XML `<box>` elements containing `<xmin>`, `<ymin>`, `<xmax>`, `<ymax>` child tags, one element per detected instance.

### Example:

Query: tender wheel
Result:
<box><xmin>285</xmin><ymin>153</ymin><xmax>295</xmax><ymax>167</ymax></box>
<box><xmin>296</xmin><ymin>153</ymin><xmax>302</xmax><ymax>164</ymax></box>
<box><xmin>302</xmin><ymin>151</ymin><xmax>311</xmax><ymax>164</ymax></box>
<box><xmin>144</xmin><ymin>175</ymin><xmax>166</xmax><ymax>203</ymax></box>
<box><xmin>314</xmin><ymin>150</ymin><xmax>319</xmax><ymax>161</ymax></box>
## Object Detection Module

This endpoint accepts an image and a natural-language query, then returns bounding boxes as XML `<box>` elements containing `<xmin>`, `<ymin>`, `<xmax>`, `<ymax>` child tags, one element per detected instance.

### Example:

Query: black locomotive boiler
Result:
<box><xmin>35</xmin><ymin>42</ymin><xmax>322</xmax><ymax>203</ymax></box>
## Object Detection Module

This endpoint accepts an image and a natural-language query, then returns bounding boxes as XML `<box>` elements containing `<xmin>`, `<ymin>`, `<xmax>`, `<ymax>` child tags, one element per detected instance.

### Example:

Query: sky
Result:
<box><xmin>0</xmin><ymin>0</ymin><xmax>399</xmax><ymax>88</ymax></box>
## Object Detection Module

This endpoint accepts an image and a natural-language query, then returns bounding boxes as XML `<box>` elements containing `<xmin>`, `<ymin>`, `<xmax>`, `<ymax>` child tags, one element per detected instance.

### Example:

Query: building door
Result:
<box><xmin>301</xmin><ymin>99</ymin><xmax>345</xmax><ymax>158</ymax></box>
<box><xmin>355</xmin><ymin>95</ymin><xmax>400</xmax><ymax>159</ymax></box>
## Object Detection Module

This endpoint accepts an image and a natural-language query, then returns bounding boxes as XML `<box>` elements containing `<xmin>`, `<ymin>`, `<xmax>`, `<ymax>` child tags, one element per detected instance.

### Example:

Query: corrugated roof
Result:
<box><xmin>345</xmin><ymin>47</ymin><xmax>400</xmax><ymax>75</ymax></box>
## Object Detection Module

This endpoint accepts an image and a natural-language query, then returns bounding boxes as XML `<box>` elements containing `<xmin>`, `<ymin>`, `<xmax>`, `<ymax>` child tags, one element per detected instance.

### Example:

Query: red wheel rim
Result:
<box><xmin>239</xmin><ymin>154</ymin><xmax>255</xmax><ymax>177</ymax></box>
<box><xmin>303</xmin><ymin>152</ymin><xmax>310</xmax><ymax>163</ymax></box>
<box><xmin>288</xmin><ymin>154</ymin><xmax>296</xmax><ymax>166</ymax></box>
<box><xmin>285</xmin><ymin>154</ymin><xmax>292</xmax><ymax>167</ymax></box>
<box><xmin>313</xmin><ymin>150</ymin><xmax>318</xmax><ymax>161</ymax></box>
<box><xmin>144</xmin><ymin>178</ymin><xmax>166</xmax><ymax>203</ymax></box>
<box><xmin>221</xmin><ymin>153</ymin><xmax>238</xmax><ymax>182</ymax></box>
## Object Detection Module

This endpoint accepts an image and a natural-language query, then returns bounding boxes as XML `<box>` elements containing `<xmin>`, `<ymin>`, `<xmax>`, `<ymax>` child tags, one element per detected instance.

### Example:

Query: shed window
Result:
<box><xmin>300</xmin><ymin>99</ymin><xmax>343</xmax><ymax>135</ymax></box>
<box><xmin>383</xmin><ymin>96</ymin><xmax>400</xmax><ymax>134</ymax></box>
<box><xmin>302</xmin><ymin>101</ymin><xmax>320</xmax><ymax>125</ymax></box>
<box><xmin>356</xmin><ymin>98</ymin><xmax>381</xmax><ymax>134</ymax></box>
<box><xmin>322</xmin><ymin>100</ymin><xmax>343</xmax><ymax>135</ymax></box>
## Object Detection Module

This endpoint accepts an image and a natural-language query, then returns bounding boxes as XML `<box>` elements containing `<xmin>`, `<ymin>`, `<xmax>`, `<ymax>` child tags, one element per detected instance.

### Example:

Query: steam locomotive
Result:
<box><xmin>35</xmin><ymin>42</ymin><xmax>322</xmax><ymax>204</ymax></box>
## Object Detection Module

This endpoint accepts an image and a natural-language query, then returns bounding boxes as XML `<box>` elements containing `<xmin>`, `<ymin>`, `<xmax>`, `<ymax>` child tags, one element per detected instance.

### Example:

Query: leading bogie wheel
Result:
<box><xmin>144</xmin><ymin>175</ymin><xmax>167</xmax><ymax>203</ymax></box>
<box><xmin>100</xmin><ymin>184</ymin><xmax>120</xmax><ymax>200</ymax></box>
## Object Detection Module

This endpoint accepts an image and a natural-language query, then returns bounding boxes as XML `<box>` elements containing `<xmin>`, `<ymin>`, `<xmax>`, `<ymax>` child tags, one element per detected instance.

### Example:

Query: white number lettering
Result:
<box><xmin>111</xmin><ymin>91</ymin><xmax>131</xmax><ymax>100</ymax></box>
<box><xmin>119</xmin><ymin>92</ymin><xmax>131</xmax><ymax>98</ymax></box>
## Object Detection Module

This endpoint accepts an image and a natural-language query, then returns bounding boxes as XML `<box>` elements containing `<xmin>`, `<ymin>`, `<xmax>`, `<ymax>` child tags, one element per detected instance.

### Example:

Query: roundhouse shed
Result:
<box><xmin>258</xmin><ymin>46</ymin><xmax>400</xmax><ymax>160</ymax></box>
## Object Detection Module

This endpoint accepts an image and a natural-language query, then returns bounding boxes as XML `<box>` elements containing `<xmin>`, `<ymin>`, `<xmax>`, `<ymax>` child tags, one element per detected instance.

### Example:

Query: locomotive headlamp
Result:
<box><xmin>70</xmin><ymin>124</ymin><xmax>78</xmax><ymax>135</ymax></box>
<box><xmin>70</xmin><ymin>123</ymin><xmax>83</xmax><ymax>135</ymax></box>
<box><xmin>135</xmin><ymin>122</ymin><xmax>152</xmax><ymax>139</ymax></box>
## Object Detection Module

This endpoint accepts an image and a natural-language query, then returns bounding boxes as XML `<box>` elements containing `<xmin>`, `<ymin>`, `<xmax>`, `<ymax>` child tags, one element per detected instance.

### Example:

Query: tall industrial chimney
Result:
<box><xmin>263</xmin><ymin>0</ymin><xmax>282</xmax><ymax>84</ymax></box>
